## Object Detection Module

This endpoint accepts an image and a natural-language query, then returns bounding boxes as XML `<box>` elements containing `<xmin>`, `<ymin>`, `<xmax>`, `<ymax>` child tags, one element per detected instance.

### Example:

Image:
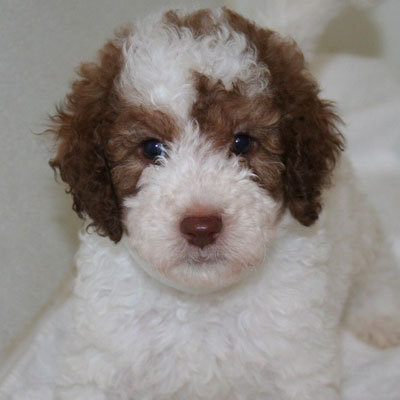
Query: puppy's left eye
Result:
<box><xmin>142</xmin><ymin>139</ymin><xmax>166</xmax><ymax>160</ymax></box>
<box><xmin>232</xmin><ymin>133</ymin><xmax>254</xmax><ymax>155</ymax></box>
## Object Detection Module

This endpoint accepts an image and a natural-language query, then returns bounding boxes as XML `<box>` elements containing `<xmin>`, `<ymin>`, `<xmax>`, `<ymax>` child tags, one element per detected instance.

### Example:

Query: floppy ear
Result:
<box><xmin>49</xmin><ymin>29</ymin><xmax>130</xmax><ymax>242</ymax></box>
<box><xmin>264</xmin><ymin>34</ymin><xmax>344</xmax><ymax>225</ymax></box>
<box><xmin>280</xmin><ymin>97</ymin><xmax>344</xmax><ymax>226</ymax></box>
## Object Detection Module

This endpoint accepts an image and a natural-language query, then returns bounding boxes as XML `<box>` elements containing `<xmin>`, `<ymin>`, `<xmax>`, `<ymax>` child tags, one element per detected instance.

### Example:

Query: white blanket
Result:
<box><xmin>1</xmin><ymin>53</ymin><xmax>399</xmax><ymax>400</ymax></box>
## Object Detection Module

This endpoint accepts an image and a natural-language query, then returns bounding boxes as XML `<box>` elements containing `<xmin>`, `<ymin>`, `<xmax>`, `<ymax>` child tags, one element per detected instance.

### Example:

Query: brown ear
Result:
<box><xmin>280</xmin><ymin>99</ymin><xmax>344</xmax><ymax>225</ymax></box>
<box><xmin>257</xmin><ymin>27</ymin><xmax>345</xmax><ymax>226</ymax></box>
<box><xmin>49</xmin><ymin>29</ymin><xmax>130</xmax><ymax>242</ymax></box>
<box><xmin>263</xmin><ymin>31</ymin><xmax>344</xmax><ymax>226</ymax></box>
<box><xmin>265</xmin><ymin>35</ymin><xmax>344</xmax><ymax>225</ymax></box>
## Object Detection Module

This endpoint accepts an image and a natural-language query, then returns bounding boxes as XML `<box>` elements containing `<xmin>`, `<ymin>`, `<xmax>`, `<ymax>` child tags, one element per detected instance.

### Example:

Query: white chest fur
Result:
<box><xmin>55</xmin><ymin>160</ymin><xmax>398</xmax><ymax>400</ymax></box>
<box><xmin>62</xmin><ymin>208</ymin><xmax>348</xmax><ymax>399</ymax></box>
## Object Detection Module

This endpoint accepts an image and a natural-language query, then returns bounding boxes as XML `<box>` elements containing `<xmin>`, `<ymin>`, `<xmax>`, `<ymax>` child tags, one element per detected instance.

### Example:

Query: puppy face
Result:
<box><xmin>49</xmin><ymin>8</ymin><xmax>343</xmax><ymax>292</ymax></box>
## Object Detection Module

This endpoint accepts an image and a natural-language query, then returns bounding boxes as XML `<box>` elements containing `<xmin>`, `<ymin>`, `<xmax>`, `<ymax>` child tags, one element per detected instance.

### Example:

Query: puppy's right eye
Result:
<box><xmin>141</xmin><ymin>139</ymin><xmax>166</xmax><ymax>160</ymax></box>
<box><xmin>232</xmin><ymin>133</ymin><xmax>254</xmax><ymax>155</ymax></box>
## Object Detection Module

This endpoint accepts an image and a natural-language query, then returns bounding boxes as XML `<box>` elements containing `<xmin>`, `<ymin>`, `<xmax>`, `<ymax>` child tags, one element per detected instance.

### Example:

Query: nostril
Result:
<box><xmin>180</xmin><ymin>215</ymin><xmax>223</xmax><ymax>248</ymax></box>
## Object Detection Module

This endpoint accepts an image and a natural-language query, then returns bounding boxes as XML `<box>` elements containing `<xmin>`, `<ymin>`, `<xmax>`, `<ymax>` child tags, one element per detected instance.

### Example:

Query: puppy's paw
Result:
<box><xmin>352</xmin><ymin>315</ymin><xmax>400</xmax><ymax>349</ymax></box>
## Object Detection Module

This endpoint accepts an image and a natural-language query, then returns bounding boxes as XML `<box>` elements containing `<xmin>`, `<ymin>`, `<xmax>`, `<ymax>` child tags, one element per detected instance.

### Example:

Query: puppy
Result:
<box><xmin>48</xmin><ymin>8</ymin><xmax>400</xmax><ymax>400</ymax></box>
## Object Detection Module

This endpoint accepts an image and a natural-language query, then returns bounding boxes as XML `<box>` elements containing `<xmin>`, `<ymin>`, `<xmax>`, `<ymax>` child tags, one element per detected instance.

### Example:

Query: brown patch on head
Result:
<box><xmin>48</xmin><ymin>25</ymin><xmax>179</xmax><ymax>243</ymax></box>
<box><xmin>191</xmin><ymin>73</ymin><xmax>284</xmax><ymax>198</ymax></box>
<box><xmin>163</xmin><ymin>9</ymin><xmax>220</xmax><ymax>38</ymax></box>
<box><xmin>212</xmin><ymin>8</ymin><xmax>345</xmax><ymax>225</ymax></box>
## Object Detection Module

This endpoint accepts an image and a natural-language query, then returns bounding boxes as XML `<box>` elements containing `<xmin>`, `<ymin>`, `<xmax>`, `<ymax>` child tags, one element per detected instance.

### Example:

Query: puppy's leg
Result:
<box><xmin>344</xmin><ymin>223</ymin><xmax>400</xmax><ymax>349</ymax></box>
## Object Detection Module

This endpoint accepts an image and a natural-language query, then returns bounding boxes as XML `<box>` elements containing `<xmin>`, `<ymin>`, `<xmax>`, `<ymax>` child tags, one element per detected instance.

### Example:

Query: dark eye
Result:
<box><xmin>232</xmin><ymin>133</ymin><xmax>253</xmax><ymax>155</ymax></box>
<box><xmin>142</xmin><ymin>139</ymin><xmax>166</xmax><ymax>160</ymax></box>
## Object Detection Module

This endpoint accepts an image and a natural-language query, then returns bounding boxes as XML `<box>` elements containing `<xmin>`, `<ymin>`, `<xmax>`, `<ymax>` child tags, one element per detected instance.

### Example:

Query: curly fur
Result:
<box><xmin>48</xmin><ymin>27</ymin><xmax>131</xmax><ymax>242</ymax></box>
<box><xmin>40</xmin><ymin>7</ymin><xmax>400</xmax><ymax>400</ymax></box>
<box><xmin>49</xmin><ymin>9</ymin><xmax>344</xmax><ymax>241</ymax></box>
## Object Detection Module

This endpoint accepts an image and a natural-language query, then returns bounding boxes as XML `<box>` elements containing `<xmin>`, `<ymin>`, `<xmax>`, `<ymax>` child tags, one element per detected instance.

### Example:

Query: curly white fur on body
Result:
<box><xmin>52</xmin><ymin>157</ymin><xmax>400</xmax><ymax>400</ymax></box>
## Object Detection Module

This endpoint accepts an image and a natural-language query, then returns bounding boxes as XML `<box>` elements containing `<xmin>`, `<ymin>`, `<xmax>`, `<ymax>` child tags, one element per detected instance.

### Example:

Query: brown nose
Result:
<box><xmin>180</xmin><ymin>215</ymin><xmax>223</xmax><ymax>248</ymax></box>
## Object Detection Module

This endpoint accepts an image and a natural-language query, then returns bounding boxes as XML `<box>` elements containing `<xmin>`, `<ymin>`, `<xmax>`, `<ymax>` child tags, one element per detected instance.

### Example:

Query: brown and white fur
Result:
<box><xmin>42</xmin><ymin>8</ymin><xmax>400</xmax><ymax>400</ymax></box>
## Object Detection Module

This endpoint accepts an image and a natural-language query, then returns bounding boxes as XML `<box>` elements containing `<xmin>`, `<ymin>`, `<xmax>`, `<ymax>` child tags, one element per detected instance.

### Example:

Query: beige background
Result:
<box><xmin>0</xmin><ymin>0</ymin><xmax>399</xmax><ymax>360</ymax></box>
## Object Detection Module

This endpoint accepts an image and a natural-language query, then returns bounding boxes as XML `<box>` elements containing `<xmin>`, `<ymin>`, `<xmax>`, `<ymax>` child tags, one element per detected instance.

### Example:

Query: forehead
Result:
<box><xmin>117</xmin><ymin>8</ymin><xmax>269</xmax><ymax>120</ymax></box>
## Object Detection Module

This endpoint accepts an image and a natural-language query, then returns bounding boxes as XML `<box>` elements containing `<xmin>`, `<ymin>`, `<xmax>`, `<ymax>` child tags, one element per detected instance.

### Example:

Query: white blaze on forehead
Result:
<box><xmin>117</xmin><ymin>8</ymin><xmax>269</xmax><ymax>118</ymax></box>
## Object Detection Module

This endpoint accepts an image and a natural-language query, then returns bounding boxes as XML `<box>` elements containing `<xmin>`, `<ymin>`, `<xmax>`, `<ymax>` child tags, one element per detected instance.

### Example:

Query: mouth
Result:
<box><xmin>182</xmin><ymin>253</ymin><xmax>227</xmax><ymax>266</ymax></box>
